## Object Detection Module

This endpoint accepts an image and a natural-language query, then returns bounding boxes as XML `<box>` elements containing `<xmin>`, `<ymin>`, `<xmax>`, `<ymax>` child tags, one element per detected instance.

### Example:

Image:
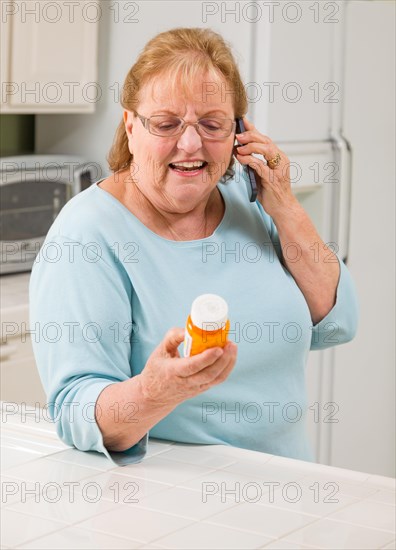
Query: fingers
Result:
<box><xmin>236</xmin><ymin>141</ymin><xmax>281</xmax><ymax>164</ymax></box>
<box><xmin>239</xmin><ymin>116</ymin><xmax>256</xmax><ymax>134</ymax></box>
<box><xmin>160</xmin><ymin>328</ymin><xmax>236</xmax><ymax>381</ymax></box>
<box><xmin>161</xmin><ymin>327</ymin><xmax>185</xmax><ymax>358</ymax></box>
<box><xmin>175</xmin><ymin>345</ymin><xmax>226</xmax><ymax>377</ymax></box>
<box><xmin>188</xmin><ymin>341</ymin><xmax>238</xmax><ymax>387</ymax></box>
<box><xmin>235</xmin><ymin>119</ymin><xmax>287</xmax><ymax>172</ymax></box>
<box><xmin>210</xmin><ymin>349</ymin><xmax>237</xmax><ymax>385</ymax></box>
<box><xmin>236</xmin><ymin>153</ymin><xmax>269</xmax><ymax>180</ymax></box>
<box><xmin>236</xmin><ymin>126</ymin><xmax>272</xmax><ymax>145</ymax></box>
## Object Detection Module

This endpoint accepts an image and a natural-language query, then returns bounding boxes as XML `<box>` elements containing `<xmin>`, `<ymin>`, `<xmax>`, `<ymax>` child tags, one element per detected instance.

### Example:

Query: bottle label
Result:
<box><xmin>183</xmin><ymin>331</ymin><xmax>192</xmax><ymax>357</ymax></box>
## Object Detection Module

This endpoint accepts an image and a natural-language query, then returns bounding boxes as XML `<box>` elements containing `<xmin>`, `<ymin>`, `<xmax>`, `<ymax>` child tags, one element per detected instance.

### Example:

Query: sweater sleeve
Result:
<box><xmin>256</xmin><ymin>202</ymin><xmax>359</xmax><ymax>350</ymax></box>
<box><xmin>309</xmin><ymin>254</ymin><xmax>359</xmax><ymax>350</ymax></box>
<box><xmin>29</xmin><ymin>234</ymin><xmax>147</xmax><ymax>466</ymax></box>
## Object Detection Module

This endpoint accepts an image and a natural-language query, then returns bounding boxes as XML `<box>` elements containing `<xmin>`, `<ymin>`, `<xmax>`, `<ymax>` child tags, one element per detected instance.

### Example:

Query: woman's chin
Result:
<box><xmin>167</xmin><ymin>174</ymin><xmax>213</xmax><ymax>197</ymax></box>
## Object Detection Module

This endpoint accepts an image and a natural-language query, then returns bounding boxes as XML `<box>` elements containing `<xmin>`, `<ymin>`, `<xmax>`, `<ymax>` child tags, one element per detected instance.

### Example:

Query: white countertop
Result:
<box><xmin>1</xmin><ymin>404</ymin><xmax>395</xmax><ymax>549</ymax></box>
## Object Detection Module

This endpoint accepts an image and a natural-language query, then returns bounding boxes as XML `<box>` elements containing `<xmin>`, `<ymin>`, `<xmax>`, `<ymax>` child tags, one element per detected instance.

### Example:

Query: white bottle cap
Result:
<box><xmin>190</xmin><ymin>294</ymin><xmax>228</xmax><ymax>331</ymax></box>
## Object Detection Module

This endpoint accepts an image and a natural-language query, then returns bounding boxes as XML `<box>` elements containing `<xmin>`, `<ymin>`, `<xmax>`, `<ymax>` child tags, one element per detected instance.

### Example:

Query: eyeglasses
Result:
<box><xmin>134</xmin><ymin>112</ymin><xmax>236</xmax><ymax>140</ymax></box>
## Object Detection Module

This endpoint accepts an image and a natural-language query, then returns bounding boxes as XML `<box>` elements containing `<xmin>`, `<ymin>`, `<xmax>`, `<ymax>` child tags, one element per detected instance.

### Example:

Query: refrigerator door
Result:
<box><xmin>265</xmin><ymin>138</ymin><xmax>352</xmax><ymax>462</ymax></box>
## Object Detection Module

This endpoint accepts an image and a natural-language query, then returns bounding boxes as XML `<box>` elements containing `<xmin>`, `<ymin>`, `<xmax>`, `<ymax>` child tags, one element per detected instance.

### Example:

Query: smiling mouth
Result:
<box><xmin>169</xmin><ymin>161</ymin><xmax>208</xmax><ymax>173</ymax></box>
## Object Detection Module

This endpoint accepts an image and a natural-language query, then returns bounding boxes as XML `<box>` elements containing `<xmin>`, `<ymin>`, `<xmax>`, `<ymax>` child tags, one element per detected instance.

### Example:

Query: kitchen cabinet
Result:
<box><xmin>1</xmin><ymin>331</ymin><xmax>47</xmax><ymax>407</ymax></box>
<box><xmin>256</xmin><ymin>2</ymin><xmax>336</xmax><ymax>142</ymax></box>
<box><xmin>0</xmin><ymin>274</ymin><xmax>46</xmax><ymax>406</ymax></box>
<box><xmin>0</xmin><ymin>0</ymin><xmax>99</xmax><ymax>113</ymax></box>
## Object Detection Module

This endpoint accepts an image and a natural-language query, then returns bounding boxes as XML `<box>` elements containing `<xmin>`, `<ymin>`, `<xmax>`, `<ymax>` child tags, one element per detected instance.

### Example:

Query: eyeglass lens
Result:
<box><xmin>148</xmin><ymin>116</ymin><xmax>233</xmax><ymax>138</ymax></box>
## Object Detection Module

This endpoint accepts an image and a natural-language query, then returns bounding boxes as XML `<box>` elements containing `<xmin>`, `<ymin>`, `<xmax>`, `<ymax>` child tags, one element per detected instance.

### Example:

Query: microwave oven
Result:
<box><xmin>0</xmin><ymin>155</ymin><xmax>97</xmax><ymax>275</ymax></box>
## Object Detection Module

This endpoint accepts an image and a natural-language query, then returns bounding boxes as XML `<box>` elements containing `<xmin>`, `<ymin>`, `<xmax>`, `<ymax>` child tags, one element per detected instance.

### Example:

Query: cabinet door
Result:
<box><xmin>1</xmin><ymin>0</ymin><xmax>98</xmax><ymax>113</ymax></box>
<box><xmin>255</xmin><ymin>1</ymin><xmax>340</xmax><ymax>142</ymax></box>
<box><xmin>0</xmin><ymin>334</ymin><xmax>47</xmax><ymax>407</ymax></box>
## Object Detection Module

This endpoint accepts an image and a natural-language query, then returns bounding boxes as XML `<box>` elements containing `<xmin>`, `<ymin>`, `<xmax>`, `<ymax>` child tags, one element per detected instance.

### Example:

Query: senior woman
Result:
<box><xmin>29</xmin><ymin>27</ymin><xmax>358</xmax><ymax>466</ymax></box>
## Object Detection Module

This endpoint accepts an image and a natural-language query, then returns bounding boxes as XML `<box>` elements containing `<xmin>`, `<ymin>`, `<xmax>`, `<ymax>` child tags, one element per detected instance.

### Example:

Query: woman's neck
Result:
<box><xmin>123</xmin><ymin>173</ymin><xmax>224</xmax><ymax>241</ymax></box>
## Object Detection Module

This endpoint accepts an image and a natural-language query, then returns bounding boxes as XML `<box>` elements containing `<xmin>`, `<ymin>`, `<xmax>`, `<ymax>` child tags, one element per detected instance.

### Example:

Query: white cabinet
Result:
<box><xmin>254</xmin><ymin>2</ymin><xmax>338</xmax><ymax>142</ymax></box>
<box><xmin>0</xmin><ymin>0</ymin><xmax>99</xmax><ymax>113</ymax></box>
<box><xmin>1</xmin><ymin>333</ymin><xmax>47</xmax><ymax>407</ymax></box>
<box><xmin>0</xmin><ymin>276</ymin><xmax>47</xmax><ymax>407</ymax></box>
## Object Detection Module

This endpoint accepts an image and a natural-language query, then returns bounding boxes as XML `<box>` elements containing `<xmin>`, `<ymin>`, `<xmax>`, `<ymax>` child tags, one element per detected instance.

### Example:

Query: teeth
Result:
<box><xmin>172</xmin><ymin>161</ymin><xmax>204</xmax><ymax>168</ymax></box>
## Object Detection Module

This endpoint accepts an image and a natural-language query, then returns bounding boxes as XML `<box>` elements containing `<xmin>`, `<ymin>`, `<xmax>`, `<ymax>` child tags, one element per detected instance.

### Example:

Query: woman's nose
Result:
<box><xmin>176</xmin><ymin>124</ymin><xmax>203</xmax><ymax>152</ymax></box>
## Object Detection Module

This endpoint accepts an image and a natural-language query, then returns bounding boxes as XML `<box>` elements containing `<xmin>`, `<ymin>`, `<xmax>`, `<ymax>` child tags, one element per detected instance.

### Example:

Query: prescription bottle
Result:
<box><xmin>183</xmin><ymin>294</ymin><xmax>230</xmax><ymax>357</ymax></box>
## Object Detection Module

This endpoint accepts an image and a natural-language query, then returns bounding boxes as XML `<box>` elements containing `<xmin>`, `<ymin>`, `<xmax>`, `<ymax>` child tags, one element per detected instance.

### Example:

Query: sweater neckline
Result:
<box><xmin>93</xmin><ymin>178</ymin><xmax>232</xmax><ymax>247</ymax></box>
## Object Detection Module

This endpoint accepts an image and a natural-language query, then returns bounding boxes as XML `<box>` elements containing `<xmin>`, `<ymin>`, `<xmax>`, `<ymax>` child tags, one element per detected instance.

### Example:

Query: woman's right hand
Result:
<box><xmin>138</xmin><ymin>328</ymin><xmax>238</xmax><ymax>408</ymax></box>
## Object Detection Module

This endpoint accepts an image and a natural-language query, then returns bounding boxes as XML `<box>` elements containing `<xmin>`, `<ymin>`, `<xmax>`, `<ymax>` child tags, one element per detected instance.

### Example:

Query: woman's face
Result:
<box><xmin>123</xmin><ymin>72</ymin><xmax>235</xmax><ymax>213</ymax></box>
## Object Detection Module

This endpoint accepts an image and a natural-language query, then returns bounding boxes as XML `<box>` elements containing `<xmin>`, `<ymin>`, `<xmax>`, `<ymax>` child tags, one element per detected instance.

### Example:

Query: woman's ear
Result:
<box><xmin>123</xmin><ymin>110</ymin><xmax>133</xmax><ymax>137</ymax></box>
<box><xmin>124</xmin><ymin>111</ymin><xmax>134</xmax><ymax>156</ymax></box>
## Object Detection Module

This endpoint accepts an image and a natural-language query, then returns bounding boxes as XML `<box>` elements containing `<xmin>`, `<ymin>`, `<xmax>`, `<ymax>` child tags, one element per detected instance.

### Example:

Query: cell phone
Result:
<box><xmin>235</xmin><ymin>117</ymin><xmax>258</xmax><ymax>202</ymax></box>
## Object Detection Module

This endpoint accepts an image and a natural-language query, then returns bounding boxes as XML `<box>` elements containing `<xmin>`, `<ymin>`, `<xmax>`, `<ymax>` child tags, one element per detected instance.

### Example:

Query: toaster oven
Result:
<box><xmin>0</xmin><ymin>155</ymin><xmax>96</xmax><ymax>275</ymax></box>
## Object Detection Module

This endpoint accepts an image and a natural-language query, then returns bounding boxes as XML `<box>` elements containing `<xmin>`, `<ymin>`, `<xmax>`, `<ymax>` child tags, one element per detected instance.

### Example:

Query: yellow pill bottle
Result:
<box><xmin>183</xmin><ymin>294</ymin><xmax>230</xmax><ymax>357</ymax></box>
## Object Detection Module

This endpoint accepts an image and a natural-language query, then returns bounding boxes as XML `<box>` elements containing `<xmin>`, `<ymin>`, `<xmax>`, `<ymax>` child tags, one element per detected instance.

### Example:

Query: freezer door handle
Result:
<box><xmin>330</xmin><ymin>136</ymin><xmax>352</xmax><ymax>263</ymax></box>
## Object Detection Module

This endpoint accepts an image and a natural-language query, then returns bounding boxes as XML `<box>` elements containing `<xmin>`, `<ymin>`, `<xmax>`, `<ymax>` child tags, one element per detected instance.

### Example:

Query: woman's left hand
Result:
<box><xmin>234</xmin><ymin>117</ymin><xmax>297</xmax><ymax>219</ymax></box>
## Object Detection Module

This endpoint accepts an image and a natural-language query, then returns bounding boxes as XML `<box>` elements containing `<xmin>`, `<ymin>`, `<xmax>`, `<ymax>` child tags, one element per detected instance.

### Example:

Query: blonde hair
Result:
<box><xmin>107</xmin><ymin>27</ymin><xmax>248</xmax><ymax>183</ymax></box>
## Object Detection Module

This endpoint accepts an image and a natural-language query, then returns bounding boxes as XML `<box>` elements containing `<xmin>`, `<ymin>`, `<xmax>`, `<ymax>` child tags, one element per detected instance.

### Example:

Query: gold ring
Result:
<box><xmin>267</xmin><ymin>152</ymin><xmax>281</xmax><ymax>169</ymax></box>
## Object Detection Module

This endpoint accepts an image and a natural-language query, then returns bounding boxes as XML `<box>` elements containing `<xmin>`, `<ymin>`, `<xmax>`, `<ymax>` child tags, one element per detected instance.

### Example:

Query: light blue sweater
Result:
<box><xmin>29</xmin><ymin>175</ymin><xmax>359</xmax><ymax>466</ymax></box>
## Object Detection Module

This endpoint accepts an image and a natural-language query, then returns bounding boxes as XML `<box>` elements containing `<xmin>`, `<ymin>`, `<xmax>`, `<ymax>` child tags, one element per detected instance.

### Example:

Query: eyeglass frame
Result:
<box><xmin>133</xmin><ymin>111</ymin><xmax>237</xmax><ymax>140</ymax></box>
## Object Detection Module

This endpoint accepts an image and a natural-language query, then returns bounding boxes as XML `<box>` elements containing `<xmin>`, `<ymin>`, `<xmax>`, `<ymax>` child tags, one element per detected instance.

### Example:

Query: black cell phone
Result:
<box><xmin>235</xmin><ymin>117</ymin><xmax>258</xmax><ymax>202</ymax></box>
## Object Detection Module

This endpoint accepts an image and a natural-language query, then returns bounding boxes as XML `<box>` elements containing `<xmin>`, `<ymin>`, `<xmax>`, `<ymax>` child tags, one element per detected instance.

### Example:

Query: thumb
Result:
<box><xmin>161</xmin><ymin>327</ymin><xmax>185</xmax><ymax>357</ymax></box>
